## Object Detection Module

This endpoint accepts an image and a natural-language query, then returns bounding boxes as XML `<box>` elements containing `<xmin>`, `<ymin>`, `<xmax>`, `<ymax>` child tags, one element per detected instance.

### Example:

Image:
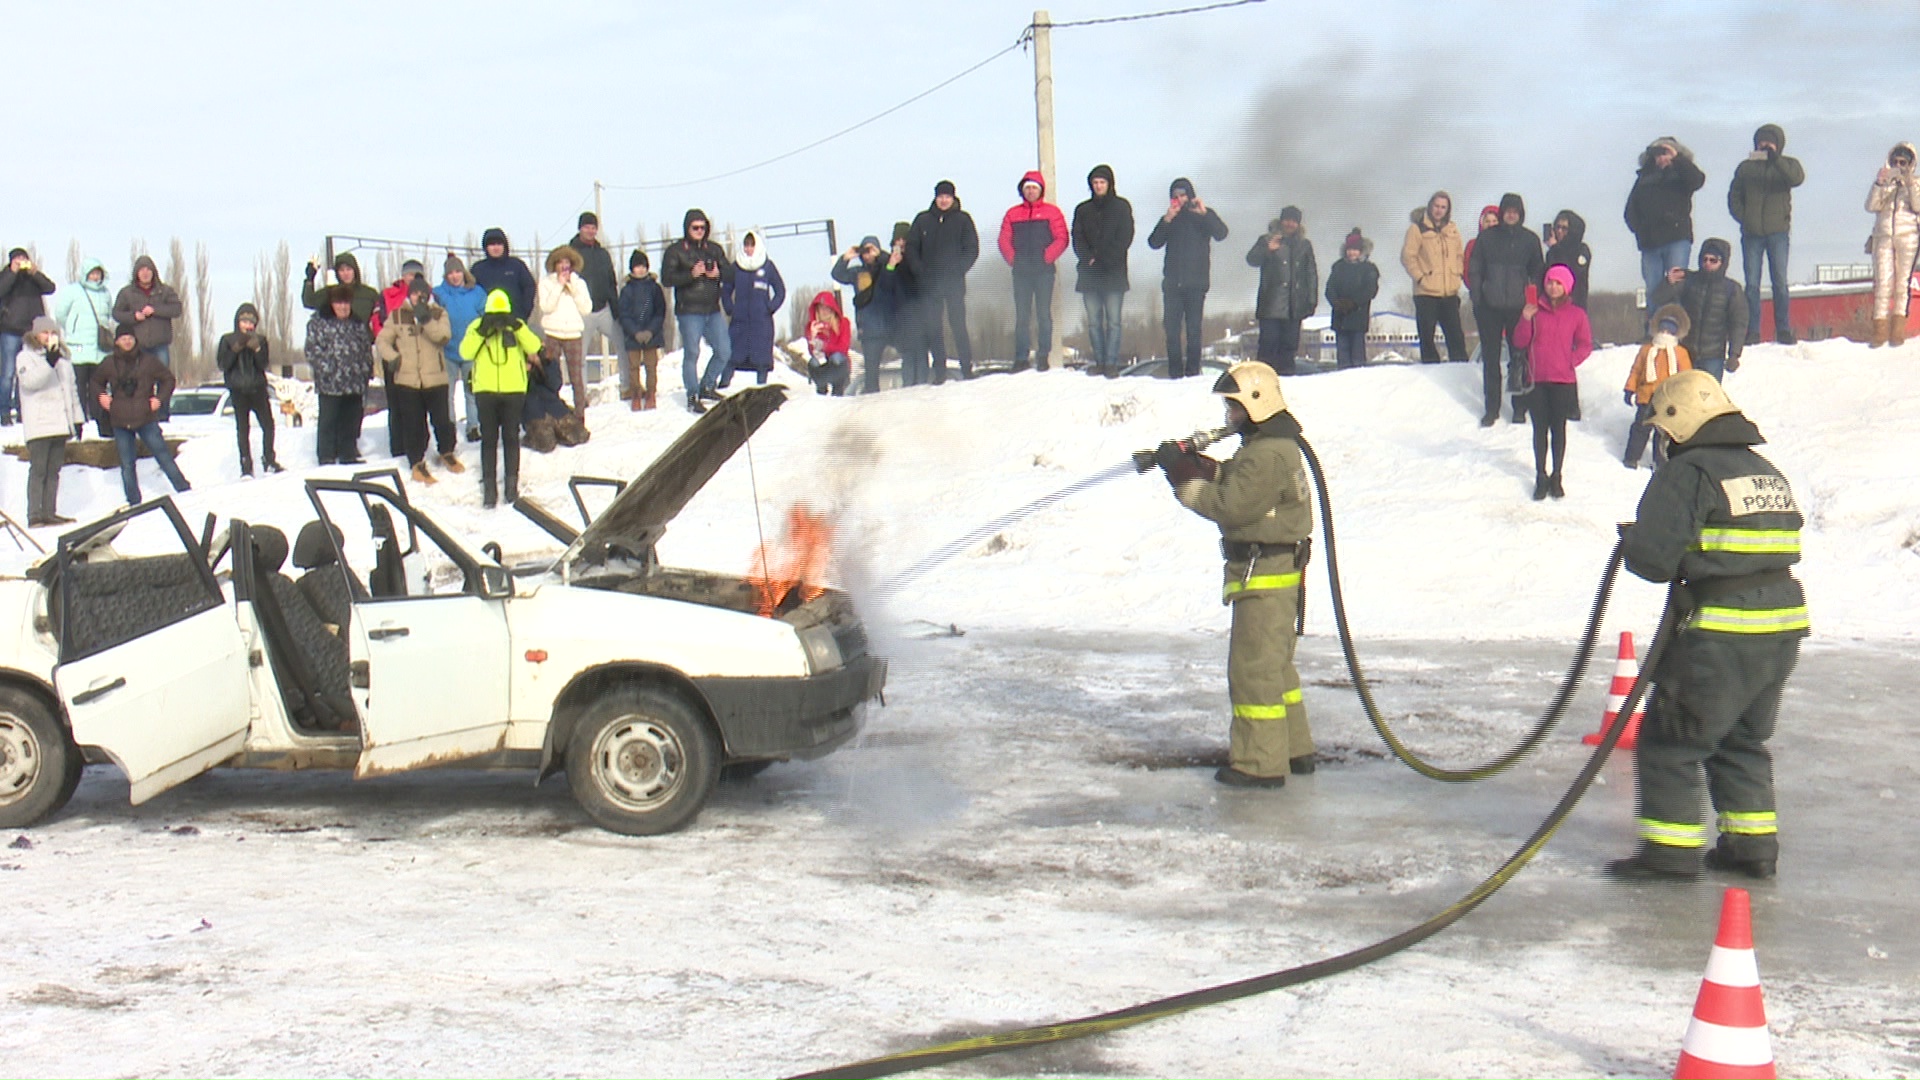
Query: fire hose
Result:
<box><xmin>790</xmin><ymin>429</ymin><xmax>1671</xmax><ymax>1078</ymax></box>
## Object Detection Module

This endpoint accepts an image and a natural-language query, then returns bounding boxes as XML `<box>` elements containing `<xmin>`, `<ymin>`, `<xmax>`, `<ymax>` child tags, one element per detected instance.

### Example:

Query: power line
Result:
<box><xmin>1036</xmin><ymin>0</ymin><xmax>1264</xmax><ymax>30</ymax></box>
<box><xmin>602</xmin><ymin>0</ymin><xmax>1265</xmax><ymax>194</ymax></box>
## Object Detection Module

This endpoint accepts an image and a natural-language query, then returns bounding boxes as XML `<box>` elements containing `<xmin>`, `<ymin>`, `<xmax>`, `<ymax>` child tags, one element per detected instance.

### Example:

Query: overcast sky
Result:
<box><xmin>6</xmin><ymin>0</ymin><xmax>1916</xmax><ymax>320</ymax></box>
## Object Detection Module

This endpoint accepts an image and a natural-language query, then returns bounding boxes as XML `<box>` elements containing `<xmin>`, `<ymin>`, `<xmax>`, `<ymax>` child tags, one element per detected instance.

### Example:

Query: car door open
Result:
<box><xmin>52</xmin><ymin>500</ymin><xmax>252</xmax><ymax>803</ymax></box>
<box><xmin>306</xmin><ymin>479</ymin><xmax>512</xmax><ymax>777</ymax></box>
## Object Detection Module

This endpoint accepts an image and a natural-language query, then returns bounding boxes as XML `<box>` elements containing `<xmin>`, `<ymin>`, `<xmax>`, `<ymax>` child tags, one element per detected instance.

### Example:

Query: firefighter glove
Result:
<box><xmin>1164</xmin><ymin>452</ymin><xmax>1218</xmax><ymax>488</ymax></box>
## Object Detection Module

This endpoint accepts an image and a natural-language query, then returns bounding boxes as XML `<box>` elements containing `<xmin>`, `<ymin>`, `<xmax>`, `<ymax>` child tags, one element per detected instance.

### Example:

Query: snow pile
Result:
<box><xmin>2</xmin><ymin>338</ymin><xmax>1913</xmax><ymax>641</ymax></box>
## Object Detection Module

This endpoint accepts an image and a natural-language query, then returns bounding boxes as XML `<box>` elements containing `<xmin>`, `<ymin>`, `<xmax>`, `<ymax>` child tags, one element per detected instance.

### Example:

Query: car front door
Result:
<box><xmin>306</xmin><ymin>480</ymin><xmax>512</xmax><ymax>777</ymax></box>
<box><xmin>52</xmin><ymin>501</ymin><xmax>252</xmax><ymax>804</ymax></box>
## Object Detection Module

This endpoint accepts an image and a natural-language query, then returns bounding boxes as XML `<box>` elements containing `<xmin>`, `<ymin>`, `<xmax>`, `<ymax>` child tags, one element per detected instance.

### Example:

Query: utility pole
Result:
<box><xmin>594</xmin><ymin>180</ymin><xmax>605</xmax><ymax>227</ymax></box>
<box><xmin>1033</xmin><ymin>11</ymin><xmax>1056</xmax><ymax>198</ymax></box>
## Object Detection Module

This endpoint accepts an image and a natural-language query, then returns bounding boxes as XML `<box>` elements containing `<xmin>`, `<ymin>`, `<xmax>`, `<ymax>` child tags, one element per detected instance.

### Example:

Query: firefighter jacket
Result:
<box><xmin>1177</xmin><ymin>411</ymin><xmax>1314</xmax><ymax>603</ymax></box>
<box><xmin>1622</xmin><ymin>413</ymin><xmax>1808</xmax><ymax>636</ymax></box>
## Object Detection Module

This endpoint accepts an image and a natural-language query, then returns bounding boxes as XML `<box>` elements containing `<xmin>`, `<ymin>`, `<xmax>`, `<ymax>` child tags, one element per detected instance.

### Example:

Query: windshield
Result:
<box><xmin>170</xmin><ymin>392</ymin><xmax>223</xmax><ymax>416</ymax></box>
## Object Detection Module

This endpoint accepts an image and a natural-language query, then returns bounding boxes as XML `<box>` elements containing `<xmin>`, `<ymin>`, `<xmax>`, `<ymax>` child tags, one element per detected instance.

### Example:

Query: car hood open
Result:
<box><xmin>563</xmin><ymin>385</ymin><xmax>788</xmax><ymax>569</ymax></box>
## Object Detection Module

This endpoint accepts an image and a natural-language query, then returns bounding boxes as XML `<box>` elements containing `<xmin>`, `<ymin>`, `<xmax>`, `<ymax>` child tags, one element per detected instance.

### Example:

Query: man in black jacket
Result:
<box><xmin>571</xmin><ymin>212</ymin><xmax>622</xmax><ymax>367</ymax></box>
<box><xmin>906</xmin><ymin>181</ymin><xmax>979</xmax><ymax>384</ymax></box>
<box><xmin>0</xmin><ymin>248</ymin><xmax>57</xmax><ymax>424</ymax></box>
<box><xmin>1625</xmin><ymin>137</ymin><xmax>1706</xmax><ymax>319</ymax></box>
<box><xmin>831</xmin><ymin>235</ymin><xmax>907</xmax><ymax>393</ymax></box>
<box><xmin>658</xmin><ymin>208</ymin><xmax>735</xmax><ymax>413</ymax></box>
<box><xmin>1650</xmin><ymin>238</ymin><xmax>1748</xmax><ymax>381</ymax></box>
<box><xmin>1246</xmin><ymin>207</ymin><xmax>1317</xmax><ymax>375</ymax></box>
<box><xmin>217</xmin><ymin>302</ymin><xmax>281</xmax><ymax>476</ymax></box>
<box><xmin>1071</xmin><ymin>164</ymin><xmax>1134</xmax><ymax>377</ymax></box>
<box><xmin>1467</xmin><ymin>193</ymin><xmax>1543</xmax><ymax>425</ymax></box>
<box><xmin>469</xmin><ymin>229</ymin><xmax>537</xmax><ymax>321</ymax></box>
<box><xmin>1147</xmin><ymin>177</ymin><xmax>1229</xmax><ymax>378</ymax></box>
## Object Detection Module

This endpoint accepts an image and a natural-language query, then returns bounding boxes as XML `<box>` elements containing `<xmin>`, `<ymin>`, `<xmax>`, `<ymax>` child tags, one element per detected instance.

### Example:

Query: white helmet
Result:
<box><xmin>1647</xmin><ymin>369</ymin><xmax>1739</xmax><ymax>443</ymax></box>
<box><xmin>1212</xmin><ymin>361</ymin><xmax>1288</xmax><ymax>424</ymax></box>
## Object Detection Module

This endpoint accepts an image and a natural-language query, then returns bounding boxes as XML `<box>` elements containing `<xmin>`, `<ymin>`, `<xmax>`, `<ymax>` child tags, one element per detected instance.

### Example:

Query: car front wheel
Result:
<box><xmin>0</xmin><ymin>686</ymin><xmax>81</xmax><ymax>829</ymax></box>
<box><xmin>565</xmin><ymin>686</ymin><xmax>719</xmax><ymax>836</ymax></box>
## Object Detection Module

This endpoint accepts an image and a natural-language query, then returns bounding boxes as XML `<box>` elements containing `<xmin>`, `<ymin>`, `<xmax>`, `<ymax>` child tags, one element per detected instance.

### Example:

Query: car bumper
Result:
<box><xmin>694</xmin><ymin>654</ymin><xmax>886</xmax><ymax>760</ymax></box>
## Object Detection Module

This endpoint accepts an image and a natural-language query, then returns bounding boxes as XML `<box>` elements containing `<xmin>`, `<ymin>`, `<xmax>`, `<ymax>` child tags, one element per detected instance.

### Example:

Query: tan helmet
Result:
<box><xmin>1212</xmin><ymin>361</ymin><xmax>1288</xmax><ymax>424</ymax></box>
<box><xmin>1647</xmin><ymin>369</ymin><xmax>1738</xmax><ymax>443</ymax></box>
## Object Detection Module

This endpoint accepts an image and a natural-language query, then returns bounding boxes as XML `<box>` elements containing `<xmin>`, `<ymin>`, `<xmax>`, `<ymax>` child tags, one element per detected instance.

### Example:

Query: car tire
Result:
<box><xmin>720</xmin><ymin>760</ymin><xmax>775</xmax><ymax>782</ymax></box>
<box><xmin>565</xmin><ymin>686</ymin><xmax>719</xmax><ymax>836</ymax></box>
<box><xmin>0</xmin><ymin>685</ymin><xmax>81</xmax><ymax>829</ymax></box>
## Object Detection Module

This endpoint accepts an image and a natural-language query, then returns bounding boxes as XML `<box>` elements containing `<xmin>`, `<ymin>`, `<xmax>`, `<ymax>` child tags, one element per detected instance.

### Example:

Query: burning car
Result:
<box><xmin>0</xmin><ymin>386</ymin><xmax>883</xmax><ymax>835</ymax></box>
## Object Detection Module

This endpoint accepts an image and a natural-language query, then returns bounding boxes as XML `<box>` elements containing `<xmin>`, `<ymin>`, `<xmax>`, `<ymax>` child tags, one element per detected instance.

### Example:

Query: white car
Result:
<box><xmin>0</xmin><ymin>387</ymin><xmax>883</xmax><ymax>835</ymax></box>
<box><xmin>161</xmin><ymin>385</ymin><xmax>233</xmax><ymax>436</ymax></box>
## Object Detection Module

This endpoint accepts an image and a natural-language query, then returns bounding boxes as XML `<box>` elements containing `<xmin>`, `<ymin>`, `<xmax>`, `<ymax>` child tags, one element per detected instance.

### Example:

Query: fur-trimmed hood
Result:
<box><xmin>546</xmin><ymin>245</ymin><xmax>583</xmax><ymax>273</ymax></box>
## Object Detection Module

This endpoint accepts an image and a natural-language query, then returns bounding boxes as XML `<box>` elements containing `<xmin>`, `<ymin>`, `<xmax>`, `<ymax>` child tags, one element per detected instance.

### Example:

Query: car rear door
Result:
<box><xmin>306</xmin><ymin>480</ymin><xmax>513</xmax><ymax>777</ymax></box>
<box><xmin>52</xmin><ymin>501</ymin><xmax>252</xmax><ymax>804</ymax></box>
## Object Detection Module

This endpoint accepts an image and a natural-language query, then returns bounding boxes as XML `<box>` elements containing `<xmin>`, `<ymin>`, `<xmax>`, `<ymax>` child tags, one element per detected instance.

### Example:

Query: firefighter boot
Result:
<box><xmin>1703</xmin><ymin>835</ymin><xmax>1777</xmax><ymax>880</ymax></box>
<box><xmin>1870</xmin><ymin>317</ymin><xmax>1889</xmax><ymax>348</ymax></box>
<box><xmin>1215</xmin><ymin>766</ymin><xmax>1286</xmax><ymax>789</ymax></box>
<box><xmin>1605</xmin><ymin>842</ymin><xmax>1701</xmax><ymax>882</ymax></box>
<box><xmin>1289</xmin><ymin>754</ymin><xmax>1317</xmax><ymax>775</ymax></box>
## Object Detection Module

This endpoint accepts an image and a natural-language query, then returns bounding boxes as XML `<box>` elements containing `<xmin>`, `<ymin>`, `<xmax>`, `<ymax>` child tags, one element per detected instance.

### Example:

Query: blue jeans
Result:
<box><xmin>1742</xmin><ymin>232</ymin><xmax>1792</xmax><ymax>341</ymax></box>
<box><xmin>1082</xmin><ymin>290</ymin><xmax>1124</xmax><ymax>372</ymax></box>
<box><xmin>1639</xmin><ymin>240</ymin><xmax>1692</xmax><ymax>320</ymax></box>
<box><xmin>0</xmin><ymin>332</ymin><xmax>21</xmax><ymax>421</ymax></box>
<box><xmin>1692</xmin><ymin>353</ymin><xmax>1726</xmax><ymax>382</ymax></box>
<box><xmin>113</xmin><ymin>421</ymin><xmax>191</xmax><ymax>505</ymax></box>
<box><xmin>677</xmin><ymin>312</ymin><xmax>731</xmax><ymax>400</ymax></box>
<box><xmin>445</xmin><ymin>355</ymin><xmax>479</xmax><ymax>432</ymax></box>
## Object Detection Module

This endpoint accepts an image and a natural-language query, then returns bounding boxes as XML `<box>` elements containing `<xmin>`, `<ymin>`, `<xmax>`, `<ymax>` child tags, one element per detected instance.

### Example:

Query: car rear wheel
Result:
<box><xmin>566</xmin><ymin>686</ymin><xmax>719</xmax><ymax>836</ymax></box>
<box><xmin>0</xmin><ymin>686</ymin><xmax>81</xmax><ymax>829</ymax></box>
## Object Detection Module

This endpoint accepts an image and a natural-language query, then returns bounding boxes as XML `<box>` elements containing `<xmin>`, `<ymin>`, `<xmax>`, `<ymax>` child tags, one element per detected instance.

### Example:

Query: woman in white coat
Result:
<box><xmin>1867</xmin><ymin>141</ymin><xmax>1920</xmax><ymax>347</ymax></box>
<box><xmin>536</xmin><ymin>245</ymin><xmax>593</xmax><ymax>413</ymax></box>
<box><xmin>16</xmin><ymin>316</ymin><xmax>85</xmax><ymax>526</ymax></box>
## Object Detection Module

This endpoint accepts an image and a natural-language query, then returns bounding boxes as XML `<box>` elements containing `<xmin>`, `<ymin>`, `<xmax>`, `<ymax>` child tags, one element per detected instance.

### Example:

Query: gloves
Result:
<box><xmin>1164</xmin><ymin>452</ymin><xmax>1219</xmax><ymax>487</ymax></box>
<box><xmin>1623</xmin><ymin>390</ymin><xmax>1637</xmax><ymax>407</ymax></box>
<box><xmin>305</xmin><ymin>262</ymin><xmax>319</xmax><ymax>282</ymax></box>
<box><xmin>1724</xmin><ymin>355</ymin><xmax>1741</xmax><ymax>373</ymax></box>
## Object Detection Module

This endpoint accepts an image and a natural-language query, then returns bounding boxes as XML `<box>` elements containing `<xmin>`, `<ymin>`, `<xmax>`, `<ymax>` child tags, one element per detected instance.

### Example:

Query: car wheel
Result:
<box><xmin>0</xmin><ymin>686</ymin><xmax>80</xmax><ymax>829</ymax></box>
<box><xmin>720</xmin><ymin>760</ymin><xmax>775</xmax><ymax>782</ymax></box>
<box><xmin>565</xmin><ymin>686</ymin><xmax>719</xmax><ymax>836</ymax></box>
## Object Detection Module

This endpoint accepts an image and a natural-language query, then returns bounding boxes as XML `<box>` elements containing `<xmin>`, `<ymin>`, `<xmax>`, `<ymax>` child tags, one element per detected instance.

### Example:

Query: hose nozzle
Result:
<box><xmin>1133</xmin><ymin>425</ymin><xmax>1235</xmax><ymax>472</ymax></box>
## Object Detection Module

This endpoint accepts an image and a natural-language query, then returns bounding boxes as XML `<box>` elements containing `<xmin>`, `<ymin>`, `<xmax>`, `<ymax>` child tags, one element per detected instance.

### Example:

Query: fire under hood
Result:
<box><xmin>563</xmin><ymin>384</ymin><xmax>789</xmax><ymax>570</ymax></box>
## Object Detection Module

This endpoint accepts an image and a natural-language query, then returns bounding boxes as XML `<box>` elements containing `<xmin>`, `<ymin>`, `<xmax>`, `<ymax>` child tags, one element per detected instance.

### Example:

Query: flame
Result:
<box><xmin>748</xmin><ymin>505</ymin><xmax>835</xmax><ymax>617</ymax></box>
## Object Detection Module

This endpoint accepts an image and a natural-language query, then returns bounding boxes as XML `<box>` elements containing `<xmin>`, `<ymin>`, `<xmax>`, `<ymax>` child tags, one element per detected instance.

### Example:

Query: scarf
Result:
<box><xmin>1642</xmin><ymin>332</ymin><xmax>1680</xmax><ymax>385</ymax></box>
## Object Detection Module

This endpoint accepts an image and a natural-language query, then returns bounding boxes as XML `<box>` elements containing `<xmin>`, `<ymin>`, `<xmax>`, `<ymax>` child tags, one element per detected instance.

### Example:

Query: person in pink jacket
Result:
<box><xmin>1513</xmin><ymin>263</ymin><xmax>1592</xmax><ymax>500</ymax></box>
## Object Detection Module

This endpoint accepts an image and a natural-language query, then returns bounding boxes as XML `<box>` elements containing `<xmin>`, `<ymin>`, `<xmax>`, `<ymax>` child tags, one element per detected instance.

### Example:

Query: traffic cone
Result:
<box><xmin>1674</xmin><ymin>887</ymin><xmax>1775</xmax><ymax>1079</ymax></box>
<box><xmin>1583</xmin><ymin>631</ymin><xmax>1645</xmax><ymax>749</ymax></box>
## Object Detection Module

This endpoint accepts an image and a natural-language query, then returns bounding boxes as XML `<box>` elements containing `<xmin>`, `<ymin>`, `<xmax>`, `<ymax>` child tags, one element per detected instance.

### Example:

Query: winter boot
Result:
<box><xmin>1703</xmin><ymin>836</ymin><xmax>1778</xmax><ymax>880</ymax></box>
<box><xmin>466</xmin><ymin>426</ymin><xmax>482</xmax><ymax>443</ymax></box>
<box><xmin>1604</xmin><ymin>843</ymin><xmax>1701</xmax><ymax>882</ymax></box>
<box><xmin>1870</xmin><ymin>317</ymin><xmax>1890</xmax><ymax>348</ymax></box>
<box><xmin>410</xmin><ymin>461</ymin><xmax>437</xmax><ymax>486</ymax></box>
<box><xmin>240</xmin><ymin>456</ymin><xmax>254</xmax><ymax>478</ymax></box>
<box><xmin>1288</xmin><ymin>754</ymin><xmax>1317</xmax><ymax>775</ymax></box>
<box><xmin>1532</xmin><ymin>473</ymin><xmax>1550</xmax><ymax>501</ymax></box>
<box><xmin>643</xmin><ymin>390</ymin><xmax>657</xmax><ymax>410</ymax></box>
<box><xmin>1549</xmin><ymin>473</ymin><xmax>1565</xmax><ymax>499</ymax></box>
<box><xmin>686</xmin><ymin>395</ymin><xmax>706</xmax><ymax>415</ymax></box>
<box><xmin>1214</xmin><ymin>766</ymin><xmax>1286</xmax><ymax>789</ymax></box>
<box><xmin>504</xmin><ymin>472</ymin><xmax>519</xmax><ymax>504</ymax></box>
<box><xmin>264</xmin><ymin>458</ymin><xmax>284</xmax><ymax>474</ymax></box>
<box><xmin>1893</xmin><ymin>316</ymin><xmax>1909</xmax><ymax>347</ymax></box>
<box><xmin>1479</xmin><ymin>411</ymin><xmax>1499</xmax><ymax>428</ymax></box>
<box><xmin>630</xmin><ymin>389</ymin><xmax>644</xmax><ymax>412</ymax></box>
<box><xmin>440</xmin><ymin>453</ymin><xmax>466</xmax><ymax>474</ymax></box>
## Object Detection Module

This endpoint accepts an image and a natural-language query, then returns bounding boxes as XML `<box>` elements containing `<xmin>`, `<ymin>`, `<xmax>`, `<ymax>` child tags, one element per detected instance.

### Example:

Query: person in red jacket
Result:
<box><xmin>1513</xmin><ymin>264</ymin><xmax>1592</xmax><ymax>500</ymax></box>
<box><xmin>998</xmin><ymin>170</ymin><xmax>1069</xmax><ymax>372</ymax></box>
<box><xmin>1460</xmin><ymin>204</ymin><xmax>1501</xmax><ymax>289</ymax></box>
<box><xmin>804</xmin><ymin>291</ymin><xmax>853</xmax><ymax>396</ymax></box>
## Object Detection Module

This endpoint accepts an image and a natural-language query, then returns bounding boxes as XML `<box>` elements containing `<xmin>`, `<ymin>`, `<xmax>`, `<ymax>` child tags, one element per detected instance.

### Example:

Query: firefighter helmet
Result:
<box><xmin>1212</xmin><ymin>361</ymin><xmax>1288</xmax><ymax>424</ymax></box>
<box><xmin>1647</xmin><ymin>369</ymin><xmax>1739</xmax><ymax>443</ymax></box>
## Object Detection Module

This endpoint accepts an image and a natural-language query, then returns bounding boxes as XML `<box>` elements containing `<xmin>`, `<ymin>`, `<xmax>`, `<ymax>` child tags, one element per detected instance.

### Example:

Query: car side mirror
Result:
<box><xmin>478</xmin><ymin>565</ymin><xmax>512</xmax><ymax>600</ymax></box>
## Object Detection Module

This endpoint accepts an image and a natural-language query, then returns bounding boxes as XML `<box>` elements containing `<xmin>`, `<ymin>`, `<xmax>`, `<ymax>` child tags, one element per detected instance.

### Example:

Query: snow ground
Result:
<box><xmin>3</xmin><ymin>341</ymin><xmax>1917</xmax><ymax>1077</ymax></box>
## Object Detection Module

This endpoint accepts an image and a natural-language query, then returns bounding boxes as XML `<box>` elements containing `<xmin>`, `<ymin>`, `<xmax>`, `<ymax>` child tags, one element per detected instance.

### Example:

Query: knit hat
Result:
<box><xmin>629</xmin><ymin>248</ymin><xmax>650</xmax><ymax>270</ymax></box>
<box><xmin>114</xmin><ymin>322</ymin><xmax>138</xmax><ymax>342</ymax></box>
<box><xmin>859</xmin><ymin>234</ymin><xmax>882</xmax><ymax>251</ymax></box>
<box><xmin>7</xmin><ymin>247</ymin><xmax>27</xmax><ymax>261</ymax></box>
<box><xmin>578</xmin><ymin>210</ymin><xmax>599</xmax><ymax>227</ymax></box>
<box><xmin>1169</xmin><ymin>177</ymin><xmax>1195</xmax><ymax>199</ymax></box>
<box><xmin>30</xmin><ymin>315</ymin><xmax>58</xmax><ymax>336</ymax></box>
<box><xmin>408</xmin><ymin>276</ymin><xmax>433</xmax><ymax>299</ymax></box>
<box><xmin>481</xmin><ymin>227</ymin><xmax>508</xmax><ymax>249</ymax></box>
<box><xmin>1280</xmin><ymin>205</ymin><xmax>1302</xmax><ymax>224</ymax></box>
<box><xmin>934</xmin><ymin>179</ymin><xmax>957</xmax><ymax>198</ymax></box>
<box><xmin>400</xmin><ymin>258</ymin><xmax>425</xmax><ymax>277</ymax></box>
<box><xmin>444</xmin><ymin>252</ymin><xmax>468</xmax><ymax>278</ymax></box>
<box><xmin>1343</xmin><ymin>229</ymin><xmax>1365</xmax><ymax>253</ymax></box>
<box><xmin>892</xmin><ymin>221</ymin><xmax>911</xmax><ymax>244</ymax></box>
<box><xmin>1544</xmin><ymin>264</ymin><xmax>1576</xmax><ymax>294</ymax></box>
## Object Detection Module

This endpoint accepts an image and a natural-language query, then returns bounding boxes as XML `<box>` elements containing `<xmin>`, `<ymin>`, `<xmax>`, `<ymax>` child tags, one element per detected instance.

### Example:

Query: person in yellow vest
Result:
<box><xmin>1608</xmin><ymin>370</ymin><xmax>1806</xmax><ymax>881</ymax></box>
<box><xmin>1153</xmin><ymin>360</ymin><xmax>1315</xmax><ymax>787</ymax></box>
<box><xmin>458</xmin><ymin>289</ymin><xmax>539</xmax><ymax>509</ymax></box>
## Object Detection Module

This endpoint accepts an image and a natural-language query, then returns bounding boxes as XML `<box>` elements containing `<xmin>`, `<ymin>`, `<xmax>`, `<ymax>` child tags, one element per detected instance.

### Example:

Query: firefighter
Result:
<box><xmin>1154</xmin><ymin>360</ymin><xmax>1315</xmax><ymax>788</ymax></box>
<box><xmin>1607</xmin><ymin>369</ymin><xmax>1806</xmax><ymax>881</ymax></box>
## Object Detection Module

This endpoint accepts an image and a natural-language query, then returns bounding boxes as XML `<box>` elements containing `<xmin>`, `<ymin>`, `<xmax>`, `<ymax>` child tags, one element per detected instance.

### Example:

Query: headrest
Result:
<box><xmin>293</xmin><ymin>520</ymin><xmax>342</xmax><ymax>570</ymax></box>
<box><xmin>251</xmin><ymin>525</ymin><xmax>289</xmax><ymax>574</ymax></box>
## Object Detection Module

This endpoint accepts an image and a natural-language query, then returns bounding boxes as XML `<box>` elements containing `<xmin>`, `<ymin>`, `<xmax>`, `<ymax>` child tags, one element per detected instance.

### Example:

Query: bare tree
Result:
<box><xmin>253</xmin><ymin>241</ymin><xmax>296</xmax><ymax>364</ymax></box>
<box><xmin>129</xmin><ymin>238</ymin><xmax>147</xmax><ymax>279</ymax></box>
<box><xmin>65</xmin><ymin>239</ymin><xmax>82</xmax><ymax>285</ymax></box>
<box><xmin>166</xmin><ymin>238</ymin><xmax>193</xmax><ymax>374</ymax></box>
<box><xmin>193</xmin><ymin>242</ymin><xmax>216</xmax><ymax>380</ymax></box>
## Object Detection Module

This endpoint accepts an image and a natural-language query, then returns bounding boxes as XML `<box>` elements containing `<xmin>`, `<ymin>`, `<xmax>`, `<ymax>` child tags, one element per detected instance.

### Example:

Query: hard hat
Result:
<box><xmin>1212</xmin><ymin>361</ymin><xmax>1288</xmax><ymax>424</ymax></box>
<box><xmin>1647</xmin><ymin>369</ymin><xmax>1738</xmax><ymax>443</ymax></box>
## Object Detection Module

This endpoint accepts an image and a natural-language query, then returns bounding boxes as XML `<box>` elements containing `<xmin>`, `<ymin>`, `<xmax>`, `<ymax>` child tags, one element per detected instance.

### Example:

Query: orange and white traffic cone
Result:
<box><xmin>1583</xmin><ymin>631</ymin><xmax>1645</xmax><ymax>749</ymax></box>
<box><xmin>1674</xmin><ymin>887</ymin><xmax>1775</xmax><ymax>1079</ymax></box>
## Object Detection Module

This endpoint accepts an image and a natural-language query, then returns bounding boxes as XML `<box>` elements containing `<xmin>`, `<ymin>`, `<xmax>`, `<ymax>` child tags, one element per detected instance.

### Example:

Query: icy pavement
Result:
<box><xmin>6</xmin><ymin>633</ymin><xmax>1916</xmax><ymax>1078</ymax></box>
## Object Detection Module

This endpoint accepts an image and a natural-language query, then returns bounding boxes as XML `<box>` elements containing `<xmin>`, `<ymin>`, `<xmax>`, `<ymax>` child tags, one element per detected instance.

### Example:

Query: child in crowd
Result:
<box><xmin>1623</xmin><ymin>304</ymin><xmax>1693</xmax><ymax>469</ymax></box>
<box><xmin>16</xmin><ymin>316</ymin><xmax>84</xmax><ymax>525</ymax></box>
<box><xmin>216</xmin><ymin>302</ymin><xmax>282</xmax><ymax>476</ymax></box>
<box><xmin>616</xmin><ymin>249</ymin><xmax>666</xmax><ymax>410</ymax></box>
<box><xmin>1323</xmin><ymin>229</ymin><xmax>1379</xmax><ymax>370</ymax></box>
<box><xmin>1513</xmin><ymin>265</ymin><xmax>1592</xmax><ymax>500</ymax></box>
<box><xmin>804</xmin><ymin>291</ymin><xmax>852</xmax><ymax>396</ymax></box>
